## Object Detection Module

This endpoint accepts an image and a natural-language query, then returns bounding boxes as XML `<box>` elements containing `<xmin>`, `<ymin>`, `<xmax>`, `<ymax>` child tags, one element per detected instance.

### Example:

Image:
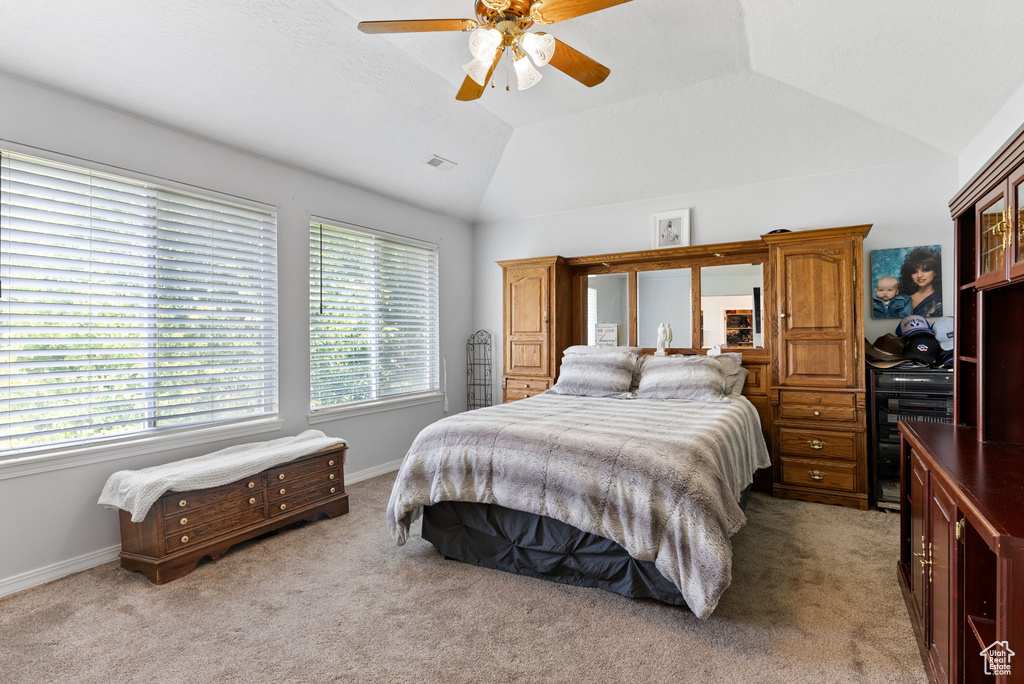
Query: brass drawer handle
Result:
<box><xmin>807</xmin><ymin>439</ymin><xmax>827</xmax><ymax>450</ymax></box>
<box><xmin>329</xmin><ymin>474</ymin><xmax>336</xmax><ymax>480</ymax></box>
<box><xmin>248</xmin><ymin>481</ymin><xmax>256</xmax><ymax>489</ymax></box>
<box><xmin>328</xmin><ymin>460</ymin><xmax>335</xmax><ymax>466</ymax></box>
<box><xmin>330</xmin><ymin>487</ymin><xmax>337</xmax><ymax>494</ymax></box>
<box><xmin>249</xmin><ymin>497</ymin><xmax>257</xmax><ymax>505</ymax></box>
<box><xmin>279</xmin><ymin>504</ymin><xmax>287</xmax><ymax>511</ymax></box>
<box><xmin>807</xmin><ymin>470</ymin><xmax>827</xmax><ymax>481</ymax></box>
<box><xmin>179</xmin><ymin>500</ymin><xmax>187</xmax><ymax>508</ymax></box>
<box><xmin>181</xmin><ymin>535</ymin><xmax>189</xmax><ymax>544</ymax></box>
<box><xmin>179</xmin><ymin>517</ymin><xmax>188</xmax><ymax>526</ymax></box>
<box><xmin>278</xmin><ymin>474</ymin><xmax>286</xmax><ymax>480</ymax></box>
<box><xmin>279</xmin><ymin>488</ymin><xmax>286</xmax><ymax>495</ymax></box>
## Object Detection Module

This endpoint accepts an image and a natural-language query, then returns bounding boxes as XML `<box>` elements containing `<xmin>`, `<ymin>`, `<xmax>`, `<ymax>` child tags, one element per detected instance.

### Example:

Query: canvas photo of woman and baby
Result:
<box><xmin>871</xmin><ymin>245</ymin><xmax>943</xmax><ymax>318</ymax></box>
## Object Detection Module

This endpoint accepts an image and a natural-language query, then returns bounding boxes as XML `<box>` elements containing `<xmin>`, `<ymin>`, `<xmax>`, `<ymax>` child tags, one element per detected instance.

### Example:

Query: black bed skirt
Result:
<box><xmin>421</xmin><ymin>501</ymin><xmax>688</xmax><ymax>607</ymax></box>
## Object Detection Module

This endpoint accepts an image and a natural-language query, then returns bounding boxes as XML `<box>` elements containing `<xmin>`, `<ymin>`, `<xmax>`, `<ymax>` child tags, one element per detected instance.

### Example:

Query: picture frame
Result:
<box><xmin>595</xmin><ymin>323</ymin><xmax>619</xmax><ymax>346</ymax></box>
<box><xmin>869</xmin><ymin>244</ymin><xmax>943</xmax><ymax>318</ymax></box>
<box><xmin>652</xmin><ymin>209</ymin><xmax>691</xmax><ymax>249</ymax></box>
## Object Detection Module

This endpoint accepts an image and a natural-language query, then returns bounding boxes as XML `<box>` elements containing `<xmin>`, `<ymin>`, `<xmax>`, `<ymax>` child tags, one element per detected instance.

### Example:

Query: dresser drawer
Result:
<box><xmin>506</xmin><ymin>378</ymin><xmax>551</xmax><ymax>392</ymax></box>
<box><xmin>270</xmin><ymin>482</ymin><xmax>343</xmax><ymax>517</ymax></box>
<box><xmin>778</xmin><ymin>390</ymin><xmax>857</xmax><ymax>423</ymax></box>
<box><xmin>780</xmin><ymin>456</ymin><xmax>857</xmax><ymax>492</ymax></box>
<box><xmin>267</xmin><ymin>453</ymin><xmax>342</xmax><ymax>484</ymax></box>
<box><xmin>269</xmin><ymin>468</ymin><xmax>342</xmax><ymax>501</ymax></box>
<box><xmin>163</xmin><ymin>492</ymin><xmax>265</xmax><ymax>535</ymax></box>
<box><xmin>162</xmin><ymin>476</ymin><xmax>264</xmax><ymax>518</ymax></box>
<box><xmin>777</xmin><ymin>427</ymin><xmax>857</xmax><ymax>460</ymax></box>
<box><xmin>165</xmin><ymin>505</ymin><xmax>266</xmax><ymax>552</ymax></box>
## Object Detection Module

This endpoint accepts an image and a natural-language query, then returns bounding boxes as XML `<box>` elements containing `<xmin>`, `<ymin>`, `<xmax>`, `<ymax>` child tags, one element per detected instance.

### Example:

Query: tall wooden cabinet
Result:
<box><xmin>897</xmin><ymin>119</ymin><xmax>1024</xmax><ymax>684</ymax></box>
<box><xmin>498</xmin><ymin>256</ymin><xmax>572</xmax><ymax>403</ymax></box>
<box><xmin>764</xmin><ymin>225</ymin><xmax>871</xmax><ymax>510</ymax></box>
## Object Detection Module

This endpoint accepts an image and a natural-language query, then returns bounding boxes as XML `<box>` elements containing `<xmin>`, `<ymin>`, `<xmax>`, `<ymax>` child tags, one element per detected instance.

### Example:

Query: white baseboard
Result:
<box><xmin>0</xmin><ymin>460</ymin><xmax>402</xmax><ymax>599</ymax></box>
<box><xmin>0</xmin><ymin>544</ymin><xmax>121</xmax><ymax>599</ymax></box>
<box><xmin>345</xmin><ymin>458</ymin><xmax>402</xmax><ymax>485</ymax></box>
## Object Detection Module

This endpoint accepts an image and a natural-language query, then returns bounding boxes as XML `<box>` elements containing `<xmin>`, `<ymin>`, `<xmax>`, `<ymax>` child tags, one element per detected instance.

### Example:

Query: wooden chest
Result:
<box><xmin>118</xmin><ymin>444</ymin><xmax>349</xmax><ymax>584</ymax></box>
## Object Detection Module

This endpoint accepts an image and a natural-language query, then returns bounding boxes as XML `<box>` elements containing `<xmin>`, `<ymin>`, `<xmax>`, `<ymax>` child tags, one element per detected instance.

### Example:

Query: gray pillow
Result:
<box><xmin>710</xmin><ymin>353</ymin><xmax>744</xmax><ymax>394</ymax></box>
<box><xmin>635</xmin><ymin>356</ymin><xmax>728</xmax><ymax>402</ymax></box>
<box><xmin>551</xmin><ymin>352</ymin><xmax>637</xmax><ymax>397</ymax></box>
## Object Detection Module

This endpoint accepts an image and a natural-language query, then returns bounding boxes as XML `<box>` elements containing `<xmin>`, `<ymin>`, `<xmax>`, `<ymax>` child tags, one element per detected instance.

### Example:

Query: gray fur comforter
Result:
<box><xmin>386</xmin><ymin>392</ymin><xmax>771</xmax><ymax>618</ymax></box>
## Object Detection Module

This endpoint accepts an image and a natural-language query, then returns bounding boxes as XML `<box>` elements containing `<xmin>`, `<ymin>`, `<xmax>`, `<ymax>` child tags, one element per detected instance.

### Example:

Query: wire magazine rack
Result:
<box><xmin>466</xmin><ymin>330</ymin><xmax>493</xmax><ymax>410</ymax></box>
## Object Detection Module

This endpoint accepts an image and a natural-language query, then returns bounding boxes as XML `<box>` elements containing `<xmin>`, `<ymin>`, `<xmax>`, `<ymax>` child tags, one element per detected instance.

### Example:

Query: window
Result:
<box><xmin>309</xmin><ymin>219</ymin><xmax>439</xmax><ymax>411</ymax></box>
<box><xmin>0</xmin><ymin>150</ymin><xmax>278</xmax><ymax>458</ymax></box>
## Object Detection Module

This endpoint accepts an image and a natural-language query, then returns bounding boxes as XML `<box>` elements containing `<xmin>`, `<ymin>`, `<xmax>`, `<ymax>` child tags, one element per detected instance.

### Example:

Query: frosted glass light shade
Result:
<box><xmin>464</xmin><ymin>56</ymin><xmax>494</xmax><ymax>86</ymax></box>
<box><xmin>521</xmin><ymin>32</ymin><xmax>556</xmax><ymax>67</ymax></box>
<box><xmin>514</xmin><ymin>54</ymin><xmax>542</xmax><ymax>90</ymax></box>
<box><xmin>467</xmin><ymin>27</ymin><xmax>502</xmax><ymax>60</ymax></box>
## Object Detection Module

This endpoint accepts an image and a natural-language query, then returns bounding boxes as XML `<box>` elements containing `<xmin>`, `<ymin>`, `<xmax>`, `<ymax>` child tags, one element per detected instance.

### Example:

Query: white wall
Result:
<box><xmin>475</xmin><ymin>159</ymin><xmax>959</xmax><ymax>397</ymax></box>
<box><xmin>0</xmin><ymin>74</ymin><xmax>474</xmax><ymax>591</ymax></box>
<box><xmin>958</xmin><ymin>80</ymin><xmax>1024</xmax><ymax>187</ymax></box>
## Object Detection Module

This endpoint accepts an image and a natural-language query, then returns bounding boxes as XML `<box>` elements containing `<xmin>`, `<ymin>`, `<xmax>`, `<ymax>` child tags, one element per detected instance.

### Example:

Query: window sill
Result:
<box><xmin>0</xmin><ymin>416</ymin><xmax>285</xmax><ymax>482</ymax></box>
<box><xmin>308</xmin><ymin>392</ymin><xmax>443</xmax><ymax>424</ymax></box>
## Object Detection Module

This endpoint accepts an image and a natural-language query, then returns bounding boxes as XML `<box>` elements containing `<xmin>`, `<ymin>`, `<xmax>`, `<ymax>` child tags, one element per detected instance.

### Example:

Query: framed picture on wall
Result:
<box><xmin>652</xmin><ymin>209</ymin><xmax>692</xmax><ymax>249</ymax></box>
<box><xmin>870</xmin><ymin>244</ymin><xmax>943</xmax><ymax>318</ymax></box>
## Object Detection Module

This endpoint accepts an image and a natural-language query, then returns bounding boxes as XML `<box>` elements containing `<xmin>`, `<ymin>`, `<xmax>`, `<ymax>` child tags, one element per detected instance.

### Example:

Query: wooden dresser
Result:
<box><xmin>899</xmin><ymin>423</ymin><xmax>1024</xmax><ymax>684</ymax></box>
<box><xmin>119</xmin><ymin>444</ymin><xmax>349</xmax><ymax>584</ymax></box>
<box><xmin>764</xmin><ymin>225</ymin><xmax>871</xmax><ymax>510</ymax></box>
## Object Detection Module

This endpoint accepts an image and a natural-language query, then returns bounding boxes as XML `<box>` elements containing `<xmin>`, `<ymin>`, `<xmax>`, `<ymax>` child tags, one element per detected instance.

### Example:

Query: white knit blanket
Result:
<box><xmin>99</xmin><ymin>430</ymin><xmax>347</xmax><ymax>522</ymax></box>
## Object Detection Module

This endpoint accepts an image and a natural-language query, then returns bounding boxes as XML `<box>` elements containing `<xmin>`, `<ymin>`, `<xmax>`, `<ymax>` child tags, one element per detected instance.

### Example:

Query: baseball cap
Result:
<box><xmin>897</xmin><ymin>315</ymin><xmax>932</xmax><ymax>338</ymax></box>
<box><xmin>903</xmin><ymin>335</ymin><xmax>939</xmax><ymax>364</ymax></box>
<box><xmin>932</xmin><ymin>317</ymin><xmax>955</xmax><ymax>351</ymax></box>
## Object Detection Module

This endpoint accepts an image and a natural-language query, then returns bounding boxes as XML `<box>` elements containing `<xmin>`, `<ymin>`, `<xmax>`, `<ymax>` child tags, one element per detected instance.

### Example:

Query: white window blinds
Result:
<box><xmin>309</xmin><ymin>220</ymin><xmax>439</xmax><ymax>410</ymax></box>
<box><xmin>0</xmin><ymin>150</ymin><xmax>278</xmax><ymax>457</ymax></box>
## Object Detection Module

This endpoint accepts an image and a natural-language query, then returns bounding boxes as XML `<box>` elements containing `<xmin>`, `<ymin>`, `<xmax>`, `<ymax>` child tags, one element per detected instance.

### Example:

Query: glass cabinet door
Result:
<box><xmin>976</xmin><ymin>185</ymin><xmax>1009</xmax><ymax>287</ymax></box>
<box><xmin>1011</xmin><ymin>167</ymin><xmax>1024</xmax><ymax>280</ymax></box>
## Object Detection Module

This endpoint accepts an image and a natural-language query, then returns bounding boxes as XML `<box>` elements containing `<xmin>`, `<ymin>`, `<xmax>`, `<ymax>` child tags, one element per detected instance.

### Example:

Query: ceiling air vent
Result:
<box><xmin>427</xmin><ymin>155</ymin><xmax>457</xmax><ymax>172</ymax></box>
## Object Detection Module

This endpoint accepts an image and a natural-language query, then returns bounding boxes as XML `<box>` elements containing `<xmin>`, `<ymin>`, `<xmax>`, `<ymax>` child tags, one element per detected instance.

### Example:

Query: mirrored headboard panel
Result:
<box><xmin>567</xmin><ymin>240</ymin><xmax>770</xmax><ymax>359</ymax></box>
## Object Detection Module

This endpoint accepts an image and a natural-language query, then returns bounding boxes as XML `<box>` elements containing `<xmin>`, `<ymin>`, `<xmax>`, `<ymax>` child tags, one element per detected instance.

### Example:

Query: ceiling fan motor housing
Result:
<box><xmin>476</xmin><ymin>0</ymin><xmax>535</xmax><ymax>28</ymax></box>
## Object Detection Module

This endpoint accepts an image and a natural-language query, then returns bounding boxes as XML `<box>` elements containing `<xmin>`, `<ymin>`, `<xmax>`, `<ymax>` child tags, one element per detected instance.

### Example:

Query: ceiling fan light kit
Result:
<box><xmin>357</xmin><ymin>0</ymin><xmax>632</xmax><ymax>101</ymax></box>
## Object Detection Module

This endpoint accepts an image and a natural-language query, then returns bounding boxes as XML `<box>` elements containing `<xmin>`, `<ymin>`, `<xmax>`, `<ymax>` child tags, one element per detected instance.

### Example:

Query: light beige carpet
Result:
<box><xmin>0</xmin><ymin>474</ymin><xmax>925</xmax><ymax>683</ymax></box>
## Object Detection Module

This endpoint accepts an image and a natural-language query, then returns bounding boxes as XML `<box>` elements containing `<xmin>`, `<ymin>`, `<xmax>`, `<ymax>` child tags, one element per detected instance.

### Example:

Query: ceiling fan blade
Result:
<box><xmin>549</xmin><ymin>39</ymin><xmax>610</xmax><ymax>87</ymax></box>
<box><xmin>358</xmin><ymin>19</ymin><xmax>477</xmax><ymax>34</ymax></box>
<box><xmin>531</xmin><ymin>0</ymin><xmax>633</xmax><ymax>24</ymax></box>
<box><xmin>456</xmin><ymin>48</ymin><xmax>503</xmax><ymax>102</ymax></box>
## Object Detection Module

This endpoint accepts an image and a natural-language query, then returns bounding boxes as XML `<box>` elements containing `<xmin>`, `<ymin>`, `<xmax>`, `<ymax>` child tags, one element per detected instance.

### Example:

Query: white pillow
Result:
<box><xmin>635</xmin><ymin>356</ymin><xmax>728</xmax><ymax>402</ymax></box>
<box><xmin>551</xmin><ymin>352</ymin><xmax>637</xmax><ymax>398</ymax></box>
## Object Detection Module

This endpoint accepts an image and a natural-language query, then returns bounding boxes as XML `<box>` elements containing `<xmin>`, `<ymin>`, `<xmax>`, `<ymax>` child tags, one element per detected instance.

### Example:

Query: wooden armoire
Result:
<box><xmin>497</xmin><ymin>224</ymin><xmax>871</xmax><ymax>509</ymax></box>
<box><xmin>763</xmin><ymin>225</ymin><xmax>871</xmax><ymax>510</ymax></box>
<box><xmin>497</xmin><ymin>256</ymin><xmax>573</xmax><ymax>403</ymax></box>
<box><xmin>896</xmin><ymin>122</ymin><xmax>1024</xmax><ymax>684</ymax></box>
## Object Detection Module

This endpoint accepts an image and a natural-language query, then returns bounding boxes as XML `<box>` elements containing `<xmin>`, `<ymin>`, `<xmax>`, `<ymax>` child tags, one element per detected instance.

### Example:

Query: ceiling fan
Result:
<box><xmin>358</xmin><ymin>0</ymin><xmax>634</xmax><ymax>101</ymax></box>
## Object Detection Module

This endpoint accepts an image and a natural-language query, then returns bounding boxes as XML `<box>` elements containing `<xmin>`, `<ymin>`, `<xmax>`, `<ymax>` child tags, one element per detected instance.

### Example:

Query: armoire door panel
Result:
<box><xmin>781</xmin><ymin>339</ymin><xmax>851</xmax><ymax>386</ymax></box>
<box><xmin>909</xmin><ymin>450</ymin><xmax>928</xmax><ymax>631</ymax></box>
<box><xmin>928</xmin><ymin>478</ymin><xmax>957</xmax><ymax>684</ymax></box>
<box><xmin>508</xmin><ymin>269</ymin><xmax>548</xmax><ymax>336</ymax></box>
<box><xmin>782</xmin><ymin>252</ymin><xmax>850</xmax><ymax>333</ymax></box>
<box><xmin>507</xmin><ymin>339</ymin><xmax>548</xmax><ymax>376</ymax></box>
<box><xmin>775</xmin><ymin>239</ymin><xmax>856</xmax><ymax>387</ymax></box>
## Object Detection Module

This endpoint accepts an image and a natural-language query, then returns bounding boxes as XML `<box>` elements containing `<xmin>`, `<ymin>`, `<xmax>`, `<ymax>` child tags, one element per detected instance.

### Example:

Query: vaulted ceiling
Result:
<box><xmin>2</xmin><ymin>0</ymin><xmax>1023</xmax><ymax>222</ymax></box>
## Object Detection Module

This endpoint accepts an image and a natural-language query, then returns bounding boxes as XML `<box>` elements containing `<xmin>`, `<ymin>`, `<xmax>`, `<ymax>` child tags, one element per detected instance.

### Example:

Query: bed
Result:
<box><xmin>386</xmin><ymin>387</ymin><xmax>771</xmax><ymax>618</ymax></box>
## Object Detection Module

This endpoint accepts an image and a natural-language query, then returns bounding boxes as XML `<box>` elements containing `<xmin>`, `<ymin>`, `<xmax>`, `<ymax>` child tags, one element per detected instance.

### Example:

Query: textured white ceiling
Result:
<box><xmin>0</xmin><ymin>0</ymin><xmax>1022</xmax><ymax>222</ymax></box>
<box><xmin>742</xmin><ymin>0</ymin><xmax>1024</xmax><ymax>155</ymax></box>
